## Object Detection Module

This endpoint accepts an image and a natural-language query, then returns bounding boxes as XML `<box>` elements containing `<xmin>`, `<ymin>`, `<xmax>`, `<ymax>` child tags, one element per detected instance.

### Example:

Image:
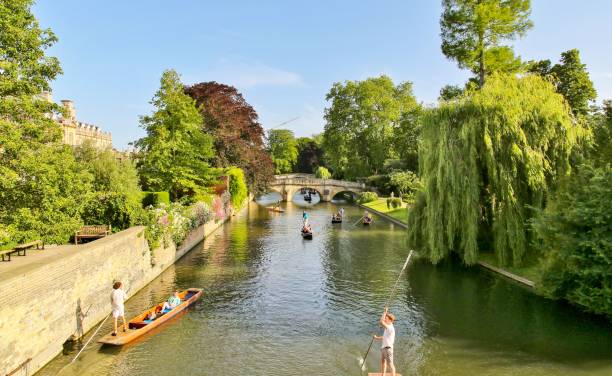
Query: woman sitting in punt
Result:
<box><xmin>161</xmin><ymin>291</ymin><xmax>182</xmax><ymax>312</ymax></box>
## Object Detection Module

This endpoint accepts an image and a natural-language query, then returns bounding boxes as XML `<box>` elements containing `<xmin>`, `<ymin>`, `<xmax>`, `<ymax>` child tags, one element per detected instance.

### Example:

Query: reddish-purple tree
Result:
<box><xmin>184</xmin><ymin>82</ymin><xmax>273</xmax><ymax>193</ymax></box>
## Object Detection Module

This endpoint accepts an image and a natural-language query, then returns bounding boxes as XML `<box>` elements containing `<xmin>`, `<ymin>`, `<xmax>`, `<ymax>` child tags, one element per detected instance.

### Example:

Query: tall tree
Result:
<box><xmin>0</xmin><ymin>0</ymin><xmax>92</xmax><ymax>245</ymax></box>
<box><xmin>322</xmin><ymin>76</ymin><xmax>420</xmax><ymax>179</ymax></box>
<box><xmin>295</xmin><ymin>136</ymin><xmax>324</xmax><ymax>173</ymax></box>
<box><xmin>184</xmin><ymin>82</ymin><xmax>274</xmax><ymax>193</ymax></box>
<box><xmin>528</xmin><ymin>49</ymin><xmax>597</xmax><ymax>117</ymax></box>
<box><xmin>407</xmin><ymin>74</ymin><xmax>587</xmax><ymax>266</ymax></box>
<box><xmin>267</xmin><ymin>129</ymin><xmax>298</xmax><ymax>174</ymax></box>
<box><xmin>440</xmin><ymin>0</ymin><xmax>533</xmax><ymax>87</ymax></box>
<box><xmin>135</xmin><ymin>70</ymin><xmax>214</xmax><ymax>200</ymax></box>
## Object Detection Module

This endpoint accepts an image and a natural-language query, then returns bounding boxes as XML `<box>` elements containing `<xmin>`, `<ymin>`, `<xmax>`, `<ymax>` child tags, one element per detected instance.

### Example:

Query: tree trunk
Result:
<box><xmin>479</xmin><ymin>48</ymin><xmax>485</xmax><ymax>88</ymax></box>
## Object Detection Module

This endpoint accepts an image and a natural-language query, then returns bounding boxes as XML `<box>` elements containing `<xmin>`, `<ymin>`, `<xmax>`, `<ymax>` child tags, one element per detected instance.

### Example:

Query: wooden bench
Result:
<box><xmin>0</xmin><ymin>240</ymin><xmax>44</xmax><ymax>261</ymax></box>
<box><xmin>75</xmin><ymin>225</ymin><xmax>111</xmax><ymax>244</ymax></box>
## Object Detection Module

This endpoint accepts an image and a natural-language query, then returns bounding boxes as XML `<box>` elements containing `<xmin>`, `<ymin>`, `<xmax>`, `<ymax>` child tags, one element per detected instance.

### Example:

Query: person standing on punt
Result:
<box><xmin>303</xmin><ymin>210</ymin><xmax>309</xmax><ymax>225</ymax></box>
<box><xmin>110</xmin><ymin>281</ymin><xmax>128</xmax><ymax>336</ymax></box>
<box><xmin>373</xmin><ymin>307</ymin><xmax>396</xmax><ymax>376</ymax></box>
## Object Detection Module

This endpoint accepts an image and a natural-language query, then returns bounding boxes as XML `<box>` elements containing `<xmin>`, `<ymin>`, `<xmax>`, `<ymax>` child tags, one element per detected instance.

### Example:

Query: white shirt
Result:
<box><xmin>381</xmin><ymin>324</ymin><xmax>395</xmax><ymax>349</ymax></box>
<box><xmin>111</xmin><ymin>288</ymin><xmax>127</xmax><ymax>310</ymax></box>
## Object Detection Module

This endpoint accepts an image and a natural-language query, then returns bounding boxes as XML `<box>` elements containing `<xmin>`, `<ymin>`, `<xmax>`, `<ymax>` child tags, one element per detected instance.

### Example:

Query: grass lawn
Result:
<box><xmin>362</xmin><ymin>198</ymin><xmax>408</xmax><ymax>224</ymax></box>
<box><xmin>478</xmin><ymin>252</ymin><xmax>541</xmax><ymax>283</ymax></box>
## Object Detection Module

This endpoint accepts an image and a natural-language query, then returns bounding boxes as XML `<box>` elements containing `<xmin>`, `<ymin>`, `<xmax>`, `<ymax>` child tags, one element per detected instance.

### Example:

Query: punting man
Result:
<box><xmin>110</xmin><ymin>281</ymin><xmax>128</xmax><ymax>336</ymax></box>
<box><xmin>373</xmin><ymin>307</ymin><xmax>396</xmax><ymax>376</ymax></box>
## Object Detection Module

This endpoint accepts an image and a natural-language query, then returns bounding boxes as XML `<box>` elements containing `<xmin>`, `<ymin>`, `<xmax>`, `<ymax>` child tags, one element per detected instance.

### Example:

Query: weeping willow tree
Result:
<box><xmin>407</xmin><ymin>73</ymin><xmax>587</xmax><ymax>266</ymax></box>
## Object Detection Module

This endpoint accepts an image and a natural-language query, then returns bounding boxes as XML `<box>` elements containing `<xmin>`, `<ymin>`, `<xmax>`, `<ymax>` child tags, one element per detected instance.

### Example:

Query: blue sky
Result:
<box><xmin>34</xmin><ymin>0</ymin><xmax>612</xmax><ymax>149</ymax></box>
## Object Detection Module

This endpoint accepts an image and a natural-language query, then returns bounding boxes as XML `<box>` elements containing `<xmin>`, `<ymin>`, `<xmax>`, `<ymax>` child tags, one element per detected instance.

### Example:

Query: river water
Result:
<box><xmin>40</xmin><ymin>201</ymin><xmax>612</xmax><ymax>376</ymax></box>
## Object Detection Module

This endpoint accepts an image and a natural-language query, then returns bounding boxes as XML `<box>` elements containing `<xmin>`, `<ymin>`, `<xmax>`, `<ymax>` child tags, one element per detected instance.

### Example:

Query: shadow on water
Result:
<box><xmin>407</xmin><ymin>257</ymin><xmax>612</xmax><ymax>365</ymax></box>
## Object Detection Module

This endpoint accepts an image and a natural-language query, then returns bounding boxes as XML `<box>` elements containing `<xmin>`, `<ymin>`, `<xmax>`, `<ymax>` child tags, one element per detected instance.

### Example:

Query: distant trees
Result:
<box><xmin>322</xmin><ymin>76</ymin><xmax>421</xmax><ymax>179</ymax></box>
<box><xmin>407</xmin><ymin>74</ymin><xmax>587</xmax><ymax>266</ymax></box>
<box><xmin>440</xmin><ymin>0</ymin><xmax>533</xmax><ymax>86</ymax></box>
<box><xmin>295</xmin><ymin>136</ymin><xmax>324</xmax><ymax>173</ymax></box>
<box><xmin>184</xmin><ymin>82</ymin><xmax>274</xmax><ymax>193</ymax></box>
<box><xmin>314</xmin><ymin>166</ymin><xmax>331</xmax><ymax>179</ymax></box>
<box><xmin>267</xmin><ymin>129</ymin><xmax>298</xmax><ymax>174</ymax></box>
<box><xmin>134</xmin><ymin>70</ymin><xmax>214</xmax><ymax>201</ymax></box>
<box><xmin>528</xmin><ymin>49</ymin><xmax>597</xmax><ymax>117</ymax></box>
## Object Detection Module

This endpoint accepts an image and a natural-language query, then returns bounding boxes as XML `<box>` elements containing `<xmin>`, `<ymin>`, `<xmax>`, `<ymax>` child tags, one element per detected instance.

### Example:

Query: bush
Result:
<box><xmin>534</xmin><ymin>165</ymin><xmax>612</xmax><ymax>318</ymax></box>
<box><xmin>387</xmin><ymin>170</ymin><xmax>420</xmax><ymax>195</ymax></box>
<box><xmin>82</xmin><ymin>192</ymin><xmax>144</xmax><ymax>231</ymax></box>
<box><xmin>402</xmin><ymin>193</ymin><xmax>415</xmax><ymax>205</ymax></box>
<box><xmin>315</xmin><ymin>166</ymin><xmax>331</xmax><ymax>179</ymax></box>
<box><xmin>141</xmin><ymin>191</ymin><xmax>171</xmax><ymax>207</ymax></box>
<box><xmin>225</xmin><ymin>167</ymin><xmax>248</xmax><ymax>208</ymax></box>
<box><xmin>358</xmin><ymin>192</ymin><xmax>378</xmax><ymax>204</ymax></box>
<box><xmin>387</xmin><ymin>197</ymin><xmax>402</xmax><ymax>209</ymax></box>
<box><xmin>366</xmin><ymin>175</ymin><xmax>390</xmax><ymax>194</ymax></box>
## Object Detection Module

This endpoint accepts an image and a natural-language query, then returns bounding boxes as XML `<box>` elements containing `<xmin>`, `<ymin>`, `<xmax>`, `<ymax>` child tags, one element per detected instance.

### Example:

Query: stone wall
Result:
<box><xmin>0</xmin><ymin>207</ymin><xmax>245</xmax><ymax>376</ymax></box>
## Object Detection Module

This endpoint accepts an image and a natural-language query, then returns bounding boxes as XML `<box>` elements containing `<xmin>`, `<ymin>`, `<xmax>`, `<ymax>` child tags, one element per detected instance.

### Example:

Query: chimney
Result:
<box><xmin>61</xmin><ymin>100</ymin><xmax>76</xmax><ymax>121</ymax></box>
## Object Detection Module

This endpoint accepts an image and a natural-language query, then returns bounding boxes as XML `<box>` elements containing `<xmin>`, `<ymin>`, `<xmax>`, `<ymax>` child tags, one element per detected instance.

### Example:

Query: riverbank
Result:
<box><xmin>359</xmin><ymin>199</ymin><xmax>536</xmax><ymax>288</ymax></box>
<box><xmin>0</xmin><ymin>202</ymin><xmax>248</xmax><ymax>376</ymax></box>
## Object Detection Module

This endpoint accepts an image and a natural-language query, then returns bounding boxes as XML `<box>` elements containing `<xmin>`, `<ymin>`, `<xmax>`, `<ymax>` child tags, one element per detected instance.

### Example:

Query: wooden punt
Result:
<box><xmin>331</xmin><ymin>216</ymin><xmax>342</xmax><ymax>224</ymax></box>
<box><xmin>98</xmin><ymin>288</ymin><xmax>203</xmax><ymax>346</ymax></box>
<box><xmin>301</xmin><ymin>230</ymin><xmax>313</xmax><ymax>239</ymax></box>
<box><xmin>363</xmin><ymin>217</ymin><xmax>373</xmax><ymax>225</ymax></box>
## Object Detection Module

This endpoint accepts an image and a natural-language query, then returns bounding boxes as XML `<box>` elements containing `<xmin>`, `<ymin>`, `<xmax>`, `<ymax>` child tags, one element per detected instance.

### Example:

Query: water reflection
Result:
<box><xmin>39</xmin><ymin>202</ymin><xmax>612</xmax><ymax>376</ymax></box>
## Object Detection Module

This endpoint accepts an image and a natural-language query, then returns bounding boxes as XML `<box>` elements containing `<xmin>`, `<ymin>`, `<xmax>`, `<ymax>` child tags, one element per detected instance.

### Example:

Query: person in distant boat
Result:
<box><xmin>110</xmin><ymin>281</ymin><xmax>128</xmax><ymax>336</ymax></box>
<box><xmin>303</xmin><ymin>210</ymin><xmax>309</xmax><ymax>225</ymax></box>
<box><xmin>339</xmin><ymin>207</ymin><xmax>345</xmax><ymax>218</ymax></box>
<box><xmin>302</xmin><ymin>222</ymin><xmax>312</xmax><ymax>233</ymax></box>
<box><xmin>373</xmin><ymin>307</ymin><xmax>396</xmax><ymax>376</ymax></box>
<box><xmin>161</xmin><ymin>291</ymin><xmax>182</xmax><ymax>312</ymax></box>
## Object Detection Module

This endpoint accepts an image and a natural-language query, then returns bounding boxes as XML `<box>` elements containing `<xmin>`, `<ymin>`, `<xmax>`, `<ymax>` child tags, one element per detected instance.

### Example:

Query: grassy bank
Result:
<box><xmin>362</xmin><ymin>198</ymin><xmax>409</xmax><ymax>224</ymax></box>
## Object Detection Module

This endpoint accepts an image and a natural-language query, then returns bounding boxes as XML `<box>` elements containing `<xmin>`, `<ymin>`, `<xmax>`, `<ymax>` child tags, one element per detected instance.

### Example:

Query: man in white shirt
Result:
<box><xmin>110</xmin><ymin>281</ymin><xmax>128</xmax><ymax>336</ymax></box>
<box><xmin>374</xmin><ymin>307</ymin><xmax>396</xmax><ymax>376</ymax></box>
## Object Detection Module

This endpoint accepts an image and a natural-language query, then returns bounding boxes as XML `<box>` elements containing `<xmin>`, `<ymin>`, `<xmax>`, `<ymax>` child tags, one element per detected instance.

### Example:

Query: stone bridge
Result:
<box><xmin>269</xmin><ymin>174</ymin><xmax>366</xmax><ymax>202</ymax></box>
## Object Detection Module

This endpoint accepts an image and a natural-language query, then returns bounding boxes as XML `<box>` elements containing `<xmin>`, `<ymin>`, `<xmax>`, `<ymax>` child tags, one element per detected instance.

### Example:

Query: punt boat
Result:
<box><xmin>98</xmin><ymin>288</ymin><xmax>203</xmax><ymax>345</ymax></box>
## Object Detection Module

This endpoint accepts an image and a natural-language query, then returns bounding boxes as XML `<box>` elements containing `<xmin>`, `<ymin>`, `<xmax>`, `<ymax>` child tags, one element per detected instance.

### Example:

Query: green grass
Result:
<box><xmin>478</xmin><ymin>252</ymin><xmax>541</xmax><ymax>283</ymax></box>
<box><xmin>362</xmin><ymin>198</ymin><xmax>408</xmax><ymax>224</ymax></box>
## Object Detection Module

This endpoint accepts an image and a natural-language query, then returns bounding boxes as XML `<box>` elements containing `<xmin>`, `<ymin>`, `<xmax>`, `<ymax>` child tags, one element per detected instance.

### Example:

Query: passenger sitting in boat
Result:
<box><xmin>302</xmin><ymin>224</ymin><xmax>312</xmax><ymax>233</ymax></box>
<box><xmin>146</xmin><ymin>310</ymin><xmax>157</xmax><ymax>321</ymax></box>
<box><xmin>161</xmin><ymin>291</ymin><xmax>181</xmax><ymax>312</ymax></box>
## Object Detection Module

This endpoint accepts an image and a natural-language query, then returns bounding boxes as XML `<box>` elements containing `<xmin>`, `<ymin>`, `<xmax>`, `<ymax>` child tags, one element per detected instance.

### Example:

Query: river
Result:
<box><xmin>39</xmin><ymin>201</ymin><xmax>612</xmax><ymax>376</ymax></box>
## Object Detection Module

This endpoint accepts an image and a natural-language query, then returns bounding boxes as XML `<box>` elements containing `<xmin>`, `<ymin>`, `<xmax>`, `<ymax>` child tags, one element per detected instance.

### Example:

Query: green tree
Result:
<box><xmin>407</xmin><ymin>74</ymin><xmax>587</xmax><ymax>266</ymax></box>
<box><xmin>439</xmin><ymin>84</ymin><xmax>464</xmax><ymax>101</ymax></box>
<box><xmin>295</xmin><ymin>136</ymin><xmax>324</xmax><ymax>173</ymax></box>
<box><xmin>74</xmin><ymin>142</ymin><xmax>143</xmax><ymax>230</ymax></box>
<box><xmin>0</xmin><ymin>0</ymin><xmax>93</xmax><ymax>245</ymax></box>
<box><xmin>134</xmin><ymin>70</ymin><xmax>214</xmax><ymax>201</ymax></box>
<box><xmin>589</xmin><ymin>100</ymin><xmax>612</xmax><ymax>165</ymax></box>
<box><xmin>267</xmin><ymin>129</ymin><xmax>298</xmax><ymax>174</ymax></box>
<box><xmin>440</xmin><ymin>0</ymin><xmax>533</xmax><ymax>87</ymax></box>
<box><xmin>528</xmin><ymin>49</ymin><xmax>597</xmax><ymax>117</ymax></box>
<box><xmin>322</xmin><ymin>76</ymin><xmax>420</xmax><ymax>179</ymax></box>
<box><xmin>314</xmin><ymin>166</ymin><xmax>331</xmax><ymax>179</ymax></box>
<box><xmin>534</xmin><ymin>165</ymin><xmax>612</xmax><ymax>319</ymax></box>
<box><xmin>225</xmin><ymin>167</ymin><xmax>248</xmax><ymax>207</ymax></box>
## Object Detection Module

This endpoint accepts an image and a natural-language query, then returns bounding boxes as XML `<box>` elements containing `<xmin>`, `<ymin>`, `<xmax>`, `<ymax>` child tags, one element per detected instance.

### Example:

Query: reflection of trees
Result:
<box><xmin>406</xmin><ymin>259</ymin><xmax>612</xmax><ymax>362</ymax></box>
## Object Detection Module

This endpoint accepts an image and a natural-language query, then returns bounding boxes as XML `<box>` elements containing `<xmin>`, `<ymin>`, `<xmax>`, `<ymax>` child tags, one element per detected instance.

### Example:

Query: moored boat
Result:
<box><xmin>98</xmin><ymin>288</ymin><xmax>203</xmax><ymax>346</ymax></box>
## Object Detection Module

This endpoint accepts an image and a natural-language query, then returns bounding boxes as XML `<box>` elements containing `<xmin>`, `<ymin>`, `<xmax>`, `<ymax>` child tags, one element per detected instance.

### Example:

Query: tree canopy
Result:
<box><xmin>528</xmin><ymin>49</ymin><xmax>597</xmax><ymax>118</ymax></box>
<box><xmin>135</xmin><ymin>70</ymin><xmax>214</xmax><ymax>201</ymax></box>
<box><xmin>267</xmin><ymin>129</ymin><xmax>298</xmax><ymax>174</ymax></box>
<box><xmin>407</xmin><ymin>73</ymin><xmax>587</xmax><ymax>266</ymax></box>
<box><xmin>0</xmin><ymin>0</ymin><xmax>94</xmax><ymax>245</ymax></box>
<box><xmin>184</xmin><ymin>82</ymin><xmax>274</xmax><ymax>193</ymax></box>
<box><xmin>322</xmin><ymin>75</ymin><xmax>421</xmax><ymax>179</ymax></box>
<box><xmin>440</xmin><ymin>0</ymin><xmax>533</xmax><ymax>86</ymax></box>
<box><xmin>295</xmin><ymin>136</ymin><xmax>324</xmax><ymax>173</ymax></box>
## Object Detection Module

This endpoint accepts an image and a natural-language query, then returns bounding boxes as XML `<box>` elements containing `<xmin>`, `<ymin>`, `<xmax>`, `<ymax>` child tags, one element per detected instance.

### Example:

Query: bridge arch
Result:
<box><xmin>269</xmin><ymin>174</ymin><xmax>365</xmax><ymax>202</ymax></box>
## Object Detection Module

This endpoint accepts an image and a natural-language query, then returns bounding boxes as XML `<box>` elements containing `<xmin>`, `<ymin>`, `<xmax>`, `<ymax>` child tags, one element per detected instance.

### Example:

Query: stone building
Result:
<box><xmin>40</xmin><ymin>92</ymin><xmax>113</xmax><ymax>149</ymax></box>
